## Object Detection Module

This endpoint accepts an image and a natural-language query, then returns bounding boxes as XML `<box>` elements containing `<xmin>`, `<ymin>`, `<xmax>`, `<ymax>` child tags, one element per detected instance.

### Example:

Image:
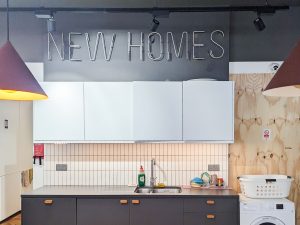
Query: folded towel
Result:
<box><xmin>21</xmin><ymin>170</ymin><xmax>30</xmax><ymax>187</ymax></box>
<box><xmin>29</xmin><ymin>168</ymin><xmax>33</xmax><ymax>184</ymax></box>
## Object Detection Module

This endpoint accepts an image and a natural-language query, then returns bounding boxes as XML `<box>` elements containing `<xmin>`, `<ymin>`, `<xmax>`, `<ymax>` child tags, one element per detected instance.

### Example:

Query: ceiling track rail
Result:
<box><xmin>0</xmin><ymin>5</ymin><xmax>289</xmax><ymax>13</ymax></box>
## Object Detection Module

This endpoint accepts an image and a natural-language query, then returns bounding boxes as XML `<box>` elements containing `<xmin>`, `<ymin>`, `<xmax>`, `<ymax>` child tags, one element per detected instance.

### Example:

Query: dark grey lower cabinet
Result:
<box><xmin>77</xmin><ymin>198</ymin><xmax>183</xmax><ymax>225</ymax></box>
<box><xmin>22</xmin><ymin>198</ymin><xmax>76</xmax><ymax>225</ymax></box>
<box><xmin>77</xmin><ymin>198</ymin><xmax>130</xmax><ymax>225</ymax></box>
<box><xmin>184</xmin><ymin>198</ymin><xmax>239</xmax><ymax>225</ymax></box>
<box><xmin>130</xmin><ymin>198</ymin><xmax>183</xmax><ymax>225</ymax></box>
<box><xmin>184</xmin><ymin>212</ymin><xmax>238</xmax><ymax>225</ymax></box>
<box><xmin>22</xmin><ymin>196</ymin><xmax>238</xmax><ymax>225</ymax></box>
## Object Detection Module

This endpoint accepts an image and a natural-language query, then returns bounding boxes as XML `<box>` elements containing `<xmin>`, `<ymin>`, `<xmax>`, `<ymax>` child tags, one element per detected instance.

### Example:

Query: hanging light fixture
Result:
<box><xmin>263</xmin><ymin>40</ymin><xmax>300</xmax><ymax>97</ymax></box>
<box><xmin>253</xmin><ymin>12</ymin><xmax>266</xmax><ymax>31</ymax></box>
<box><xmin>0</xmin><ymin>0</ymin><xmax>47</xmax><ymax>100</ymax></box>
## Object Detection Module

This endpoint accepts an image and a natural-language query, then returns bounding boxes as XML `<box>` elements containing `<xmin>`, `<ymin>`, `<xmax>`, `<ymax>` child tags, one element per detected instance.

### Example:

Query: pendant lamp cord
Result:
<box><xmin>6</xmin><ymin>0</ymin><xmax>9</xmax><ymax>41</ymax></box>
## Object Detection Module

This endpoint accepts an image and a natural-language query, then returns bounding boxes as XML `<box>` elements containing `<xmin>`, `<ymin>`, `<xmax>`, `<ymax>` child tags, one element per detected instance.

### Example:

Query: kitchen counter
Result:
<box><xmin>22</xmin><ymin>185</ymin><xmax>238</xmax><ymax>198</ymax></box>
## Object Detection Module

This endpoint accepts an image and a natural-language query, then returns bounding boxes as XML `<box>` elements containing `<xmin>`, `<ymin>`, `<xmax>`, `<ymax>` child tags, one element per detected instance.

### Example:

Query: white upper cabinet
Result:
<box><xmin>133</xmin><ymin>82</ymin><xmax>182</xmax><ymax>141</ymax></box>
<box><xmin>33</xmin><ymin>81</ymin><xmax>234</xmax><ymax>143</ymax></box>
<box><xmin>84</xmin><ymin>82</ymin><xmax>133</xmax><ymax>141</ymax></box>
<box><xmin>183</xmin><ymin>81</ymin><xmax>234</xmax><ymax>142</ymax></box>
<box><xmin>33</xmin><ymin>82</ymin><xmax>85</xmax><ymax>141</ymax></box>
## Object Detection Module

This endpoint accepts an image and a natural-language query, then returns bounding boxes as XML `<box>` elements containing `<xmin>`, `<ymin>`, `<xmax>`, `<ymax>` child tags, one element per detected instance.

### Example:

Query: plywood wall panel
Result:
<box><xmin>230</xmin><ymin>74</ymin><xmax>300</xmax><ymax>224</ymax></box>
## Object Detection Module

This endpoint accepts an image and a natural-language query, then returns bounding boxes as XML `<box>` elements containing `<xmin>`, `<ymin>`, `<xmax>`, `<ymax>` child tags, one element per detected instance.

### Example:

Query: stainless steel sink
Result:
<box><xmin>134</xmin><ymin>186</ymin><xmax>182</xmax><ymax>194</ymax></box>
<box><xmin>152</xmin><ymin>187</ymin><xmax>182</xmax><ymax>193</ymax></box>
<box><xmin>134</xmin><ymin>187</ymin><xmax>153</xmax><ymax>193</ymax></box>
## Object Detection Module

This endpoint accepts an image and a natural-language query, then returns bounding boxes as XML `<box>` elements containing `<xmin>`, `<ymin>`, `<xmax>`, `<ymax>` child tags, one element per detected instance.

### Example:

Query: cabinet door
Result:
<box><xmin>0</xmin><ymin>173</ymin><xmax>21</xmax><ymax>221</ymax></box>
<box><xmin>0</xmin><ymin>101</ymin><xmax>19</xmax><ymax>176</ymax></box>
<box><xmin>22</xmin><ymin>198</ymin><xmax>76</xmax><ymax>225</ymax></box>
<box><xmin>77</xmin><ymin>198</ymin><xmax>130</xmax><ymax>225</ymax></box>
<box><xmin>130</xmin><ymin>198</ymin><xmax>183</xmax><ymax>225</ymax></box>
<box><xmin>183</xmin><ymin>81</ymin><xmax>234</xmax><ymax>142</ymax></box>
<box><xmin>133</xmin><ymin>82</ymin><xmax>182</xmax><ymax>141</ymax></box>
<box><xmin>84</xmin><ymin>82</ymin><xmax>133</xmax><ymax>141</ymax></box>
<box><xmin>33</xmin><ymin>82</ymin><xmax>84</xmax><ymax>141</ymax></box>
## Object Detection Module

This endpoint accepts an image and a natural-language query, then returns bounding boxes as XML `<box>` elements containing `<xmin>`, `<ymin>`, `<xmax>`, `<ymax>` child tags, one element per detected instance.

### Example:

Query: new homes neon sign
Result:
<box><xmin>47</xmin><ymin>30</ymin><xmax>225</xmax><ymax>62</ymax></box>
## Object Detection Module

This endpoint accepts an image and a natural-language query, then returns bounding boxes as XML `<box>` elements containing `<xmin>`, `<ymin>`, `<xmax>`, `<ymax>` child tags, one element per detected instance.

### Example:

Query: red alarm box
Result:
<box><xmin>33</xmin><ymin>144</ymin><xmax>44</xmax><ymax>165</ymax></box>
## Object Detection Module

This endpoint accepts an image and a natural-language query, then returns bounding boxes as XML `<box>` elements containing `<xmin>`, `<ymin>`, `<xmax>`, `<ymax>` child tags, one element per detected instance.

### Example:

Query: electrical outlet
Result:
<box><xmin>208</xmin><ymin>164</ymin><xmax>220</xmax><ymax>171</ymax></box>
<box><xmin>56</xmin><ymin>164</ymin><xmax>68</xmax><ymax>171</ymax></box>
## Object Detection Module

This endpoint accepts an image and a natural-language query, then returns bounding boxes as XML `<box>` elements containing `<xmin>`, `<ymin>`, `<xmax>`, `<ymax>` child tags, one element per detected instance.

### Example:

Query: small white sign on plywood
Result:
<box><xmin>263</xmin><ymin>128</ymin><xmax>271</xmax><ymax>141</ymax></box>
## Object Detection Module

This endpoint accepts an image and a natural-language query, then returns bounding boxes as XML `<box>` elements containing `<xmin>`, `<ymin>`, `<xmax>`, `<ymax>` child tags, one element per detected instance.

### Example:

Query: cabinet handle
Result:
<box><xmin>120</xmin><ymin>200</ymin><xmax>128</xmax><ymax>205</ymax></box>
<box><xmin>206</xmin><ymin>200</ymin><xmax>215</xmax><ymax>205</ymax></box>
<box><xmin>206</xmin><ymin>214</ymin><xmax>215</xmax><ymax>219</ymax></box>
<box><xmin>132</xmin><ymin>200</ymin><xmax>140</xmax><ymax>204</ymax></box>
<box><xmin>43</xmin><ymin>199</ymin><xmax>53</xmax><ymax>205</ymax></box>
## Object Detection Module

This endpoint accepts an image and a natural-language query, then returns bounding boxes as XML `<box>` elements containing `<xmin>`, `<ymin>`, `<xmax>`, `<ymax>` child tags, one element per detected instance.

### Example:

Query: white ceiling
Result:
<box><xmin>0</xmin><ymin>0</ymin><xmax>299</xmax><ymax>8</ymax></box>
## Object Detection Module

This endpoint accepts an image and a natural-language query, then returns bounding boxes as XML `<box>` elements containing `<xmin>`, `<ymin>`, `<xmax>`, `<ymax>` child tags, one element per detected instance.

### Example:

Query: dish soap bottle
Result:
<box><xmin>138</xmin><ymin>165</ymin><xmax>145</xmax><ymax>187</ymax></box>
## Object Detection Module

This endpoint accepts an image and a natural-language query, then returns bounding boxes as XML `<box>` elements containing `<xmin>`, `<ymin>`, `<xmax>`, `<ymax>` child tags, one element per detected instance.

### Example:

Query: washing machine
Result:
<box><xmin>240</xmin><ymin>195</ymin><xmax>295</xmax><ymax>225</ymax></box>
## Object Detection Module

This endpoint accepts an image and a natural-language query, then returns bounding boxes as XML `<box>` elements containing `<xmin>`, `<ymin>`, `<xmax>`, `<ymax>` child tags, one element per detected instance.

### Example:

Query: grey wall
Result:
<box><xmin>0</xmin><ymin>7</ymin><xmax>300</xmax><ymax>81</ymax></box>
<box><xmin>230</xmin><ymin>7</ymin><xmax>300</xmax><ymax>61</ymax></box>
<box><xmin>45</xmin><ymin>12</ymin><xmax>229</xmax><ymax>81</ymax></box>
<box><xmin>0</xmin><ymin>12</ymin><xmax>44</xmax><ymax>61</ymax></box>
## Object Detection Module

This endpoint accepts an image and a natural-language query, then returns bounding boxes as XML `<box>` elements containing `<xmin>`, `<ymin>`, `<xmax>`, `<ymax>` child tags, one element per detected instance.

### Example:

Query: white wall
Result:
<box><xmin>229</xmin><ymin>61</ymin><xmax>283</xmax><ymax>74</ymax></box>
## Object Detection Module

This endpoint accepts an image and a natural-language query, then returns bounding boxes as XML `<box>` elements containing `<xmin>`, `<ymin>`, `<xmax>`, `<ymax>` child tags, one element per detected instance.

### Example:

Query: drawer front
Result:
<box><xmin>77</xmin><ymin>198</ymin><xmax>130</xmax><ymax>225</ymax></box>
<box><xmin>184</xmin><ymin>212</ymin><xmax>238</xmax><ymax>225</ymax></box>
<box><xmin>130</xmin><ymin>198</ymin><xmax>183</xmax><ymax>225</ymax></box>
<box><xmin>22</xmin><ymin>198</ymin><xmax>76</xmax><ymax>225</ymax></box>
<box><xmin>184</xmin><ymin>198</ymin><xmax>238</xmax><ymax>213</ymax></box>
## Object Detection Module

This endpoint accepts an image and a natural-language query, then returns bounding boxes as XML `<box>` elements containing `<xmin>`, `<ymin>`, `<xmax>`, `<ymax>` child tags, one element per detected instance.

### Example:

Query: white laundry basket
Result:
<box><xmin>238</xmin><ymin>175</ymin><xmax>293</xmax><ymax>198</ymax></box>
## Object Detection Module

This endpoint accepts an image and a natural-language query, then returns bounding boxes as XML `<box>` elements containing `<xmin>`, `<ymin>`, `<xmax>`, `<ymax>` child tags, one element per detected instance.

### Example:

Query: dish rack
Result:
<box><xmin>238</xmin><ymin>175</ymin><xmax>293</xmax><ymax>198</ymax></box>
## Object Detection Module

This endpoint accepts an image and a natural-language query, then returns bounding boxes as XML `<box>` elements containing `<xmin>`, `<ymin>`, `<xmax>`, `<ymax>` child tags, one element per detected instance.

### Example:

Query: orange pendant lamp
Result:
<box><xmin>0</xmin><ymin>0</ymin><xmax>47</xmax><ymax>100</ymax></box>
<box><xmin>263</xmin><ymin>39</ymin><xmax>300</xmax><ymax>97</ymax></box>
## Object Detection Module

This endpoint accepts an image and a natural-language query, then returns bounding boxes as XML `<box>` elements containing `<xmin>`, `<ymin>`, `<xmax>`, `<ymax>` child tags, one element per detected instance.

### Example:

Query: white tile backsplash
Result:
<box><xmin>43</xmin><ymin>143</ymin><xmax>228</xmax><ymax>186</ymax></box>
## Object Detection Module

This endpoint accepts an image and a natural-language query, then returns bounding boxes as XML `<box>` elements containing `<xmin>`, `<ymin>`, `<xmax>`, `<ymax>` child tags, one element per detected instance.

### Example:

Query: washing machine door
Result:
<box><xmin>251</xmin><ymin>216</ymin><xmax>285</xmax><ymax>225</ymax></box>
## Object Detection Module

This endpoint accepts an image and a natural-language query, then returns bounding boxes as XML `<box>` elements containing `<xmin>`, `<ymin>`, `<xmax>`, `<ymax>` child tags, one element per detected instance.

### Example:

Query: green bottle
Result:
<box><xmin>138</xmin><ymin>165</ymin><xmax>145</xmax><ymax>187</ymax></box>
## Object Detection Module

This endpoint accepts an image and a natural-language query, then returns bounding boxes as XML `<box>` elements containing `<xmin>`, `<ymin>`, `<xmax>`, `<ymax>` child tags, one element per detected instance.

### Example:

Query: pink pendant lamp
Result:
<box><xmin>263</xmin><ymin>40</ymin><xmax>300</xmax><ymax>97</ymax></box>
<box><xmin>0</xmin><ymin>0</ymin><xmax>47</xmax><ymax>100</ymax></box>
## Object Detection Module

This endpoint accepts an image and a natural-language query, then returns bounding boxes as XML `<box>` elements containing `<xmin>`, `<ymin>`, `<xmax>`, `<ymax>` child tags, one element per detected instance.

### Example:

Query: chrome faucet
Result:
<box><xmin>150</xmin><ymin>158</ymin><xmax>156</xmax><ymax>187</ymax></box>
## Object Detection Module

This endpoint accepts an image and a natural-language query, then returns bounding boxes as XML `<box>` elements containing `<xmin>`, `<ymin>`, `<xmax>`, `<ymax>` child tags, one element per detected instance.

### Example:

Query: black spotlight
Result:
<box><xmin>47</xmin><ymin>18</ymin><xmax>56</xmax><ymax>32</ymax></box>
<box><xmin>151</xmin><ymin>17</ymin><xmax>160</xmax><ymax>32</ymax></box>
<box><xmin>253</xmin><ymin>14</ymin><xmax>266</xmax><ymax>31</ymax></box>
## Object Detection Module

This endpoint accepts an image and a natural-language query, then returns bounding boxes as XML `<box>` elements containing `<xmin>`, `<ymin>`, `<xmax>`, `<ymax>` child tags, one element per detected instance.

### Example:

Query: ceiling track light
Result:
<box><xmin>35</xmin><ymin>9</ymin><xmax>54</xmax><ymax>19</ymax></box>
<box><xmin>47</xmin><ymin>18</ymin><xmax>56</xmax><ymax>32</ymax></box>
<box><xmin>253</xmin><ymin>12</ymin><xmax>266</xmax><ymax>31</ymax></box>
<box><xmin>0</xmin><ymin>5</ymin><xmax>289</xmax><ymax>13</ymax></box>
<box><xmin>35</xmin><ymin>10</ymin><xmax>56</xmax><ymax>32</ymax></box>
<box><xmin>151</xmin><ymin>16</ymin><xmax>160</xmax><ymax>32</ymax></box>
<box><xmin>149</xmin><ymin>15</ymin><xmax>160</xmax><ymax>44</ymax></box>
